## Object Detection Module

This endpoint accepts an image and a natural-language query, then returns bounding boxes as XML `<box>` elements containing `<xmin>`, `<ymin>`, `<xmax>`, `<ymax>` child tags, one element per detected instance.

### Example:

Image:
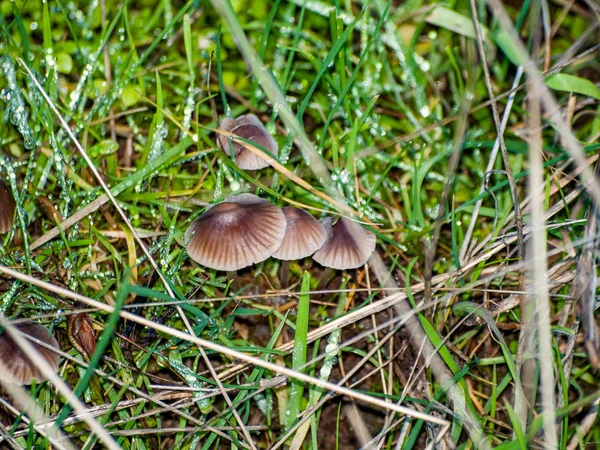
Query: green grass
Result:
<box><xmin>0</xmin><ymin>0</ymin><xmax>599</xmax><ymax>448</ymax></box>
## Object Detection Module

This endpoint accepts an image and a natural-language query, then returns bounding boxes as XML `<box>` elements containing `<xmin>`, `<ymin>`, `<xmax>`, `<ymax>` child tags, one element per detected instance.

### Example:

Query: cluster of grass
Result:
<box><xmin>0</xmin><ymin>0</ymin><xmax>599</xmax><ymax>448</ymax></box>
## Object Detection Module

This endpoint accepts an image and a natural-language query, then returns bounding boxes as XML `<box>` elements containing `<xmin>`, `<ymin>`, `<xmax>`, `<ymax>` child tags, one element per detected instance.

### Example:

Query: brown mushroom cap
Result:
<box><xmin>272</xmin><ymin>207</ymin><xmax>327</xmax><ymax>260</ymax></box>
<box><xmin>185</xmin><ymin>193</ymin><xmax>287</xmax><ymax>271</ymax></box>
<box><xmin>217</xmin><ymin>114</ymin><xmax>277</xmax><ymax>170</ymax></box>
<box><xmin>0</xmin><ymin>320</ymin><xmax>60</xmax><ymax>386</ymax></box>
<box><xmin>312</xmin><ymin>217</ymin><xmax>376</xmax><ymax>270</ymax></box>
<box><xmin>0</xmin><ymin>180</ymin><xmax>15</xmax><ymax>234</ymax></box>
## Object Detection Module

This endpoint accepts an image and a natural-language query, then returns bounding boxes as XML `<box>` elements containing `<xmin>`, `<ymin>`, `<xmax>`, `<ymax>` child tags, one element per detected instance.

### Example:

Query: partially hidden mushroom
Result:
<box><xmin>216</xmin><ymin>114</ymin><xmax>278</xmax><ymax>170</ymax></box>
<box><xmin>67</xmin><ymin>312</ymin><xmax>96</xmax><ymax>361</ymax></box>
<box><xmin>0</xmin><ymin>180</ymin><xmax>15</xmax><ymax>235</ymax></box>
<box><xmin>313</xmin><ymin>216</ymin><xmax>376</xmax><ymax>290</ymax></box>
<box><xmin>0</xmin><ymin>320</ymin><xmax>61</xmax><ymax>386</ymax></box>
<box><xmin>185</xmin><ymin>193</ymin><xmax>287</xmax><ymax>283</ymax></box>
<box><xmin>272</xmin><ymin>207</ymin><xmax>327</xmax><ymax>287</ymax></box>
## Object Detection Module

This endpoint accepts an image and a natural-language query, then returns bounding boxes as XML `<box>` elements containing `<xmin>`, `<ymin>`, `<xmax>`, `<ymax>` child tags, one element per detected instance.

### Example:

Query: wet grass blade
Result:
<box><xmin>286</xmin><ymin>271</ymin><xmax>311</xmax><ymax>431</ymax></box>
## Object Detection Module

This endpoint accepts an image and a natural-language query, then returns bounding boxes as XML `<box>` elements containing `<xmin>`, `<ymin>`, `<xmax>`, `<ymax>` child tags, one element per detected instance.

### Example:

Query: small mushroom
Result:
<box><xmin>185</xmin><ymin>193</ymin><xmax>287</xmax><ymax>273</ymax></box>
<box><xmin>216</xmin><ymin>114</ymin><xmax>278</xmax><ymax>170</ymax></box>
<box><xmin>272</xmin><ymin>207</ymin><xmax>327</xmax><ymax>287</ymax></box>
<box><xmin>313</xmin><ymin>217</ymin><xmax>376</xmax><ymax>291</ymax></box>
<box><xmin>0</xmin><ymin>180</ymin><xmax>15</xmax><ymax>234</ymax></box>
<box><xmin>0</xmin><ymin>320</ymin><xmax>61</xmax><ymax>386</ymax></box>
<box><xmin>273</xmin><ymin>207</ymin><xmax>327</xmax><ymax>260</ymax></box>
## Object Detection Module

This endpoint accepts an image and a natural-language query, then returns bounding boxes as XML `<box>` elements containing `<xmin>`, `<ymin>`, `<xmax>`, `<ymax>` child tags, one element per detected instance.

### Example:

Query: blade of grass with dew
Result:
<box><xmin>285</xmin><ymin>271</ymin><xmax>311</xmax><ymax>432</ymax></box>
<box><xmin>215</xmin><ymin>27</ymin><xmax>230</xmax><ymax>117</ymax></box>
<box><xmin>411</xmin><ymin>148</ymin><xmax>453</xmax><ymax>227</ymax></box>
<box><xmin>140</xmin><ymin>71</ymin><xmax>166</xmax><ymax>169</ymax></box>
<box><xmin>166</xmin><ymin>351</ymin><xmax>213</xmax><ymax>416</ymax></box>
<box><xmin>181</xmin><ymin>13</ymin><xmax>195</xmax><ymax>135</ymax></box>
<box><xmin>426</xmin><ymin>5</ymin><xmax>490</xmax><ymax>40</ymax></box>
<box><xmin>42</xmin><ymin>1</ymin><xmax>58</xmax><ymax>101</ymax></box>
<box><xmin>122</xmin><ymin>6</ymin><xmax>145</xmax><ymax>99</ymax></box>
<box><xmin>279</xmin><ymin>1</ymin><xmax>307</xmax><ymax>96</ymax></box>
<box><xmin>9</xmin><ymin>2</ymin><xmax>31</xmax><ymax>62</ymax></box>
<box><xmin>345</xmin><ymin>95</ymin><xmax>379</xmax><ymax>181</ymax></box>
<box><xmin>290</xmin><ymin>287</ymin><xmax>347</xmax><ymax>449</ymax></box>
<box><xmin>258</xmin><ymin>0</ymin><xmax>281</xmax><ymax>61</ymax></box>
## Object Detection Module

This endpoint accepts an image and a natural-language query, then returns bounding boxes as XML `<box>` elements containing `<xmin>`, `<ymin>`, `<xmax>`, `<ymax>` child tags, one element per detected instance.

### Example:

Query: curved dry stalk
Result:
<box><xmin>527</xmin><ymin>72</ymin><xmax>558</xmax><ymax>449</ymax></box>
<box><xmin>212</xmin><ymin>127</ymin><xmax>359</xmax><ymax>219</ymax></box>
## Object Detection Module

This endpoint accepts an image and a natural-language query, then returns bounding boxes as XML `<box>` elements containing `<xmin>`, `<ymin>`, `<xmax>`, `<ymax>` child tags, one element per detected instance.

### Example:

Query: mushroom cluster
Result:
<box><xmin>207</xmin><ymin>114</ymin><xmax>376</xmax><ymax>280</ymax></box>
<box><xmin>184</xmin><ymin>193</ymin><xmax>376</xmax><ymax>275</ymax></box>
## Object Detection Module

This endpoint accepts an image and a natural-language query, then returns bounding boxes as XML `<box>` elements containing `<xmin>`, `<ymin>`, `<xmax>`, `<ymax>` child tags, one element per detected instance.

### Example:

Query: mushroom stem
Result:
<box><xmin>227</xmin><ymin>271</ymin><xmax>241</xmax><ymax>293</ymax></box>
<box><xmin>280</xmin><ymin>260</ymin><xmax>290</xmax><ymax>288</ymax></box>
<box><xmin>316</xmin><ymin>267</ymin><xmax>333</xmax><ymax>294</ymax></box>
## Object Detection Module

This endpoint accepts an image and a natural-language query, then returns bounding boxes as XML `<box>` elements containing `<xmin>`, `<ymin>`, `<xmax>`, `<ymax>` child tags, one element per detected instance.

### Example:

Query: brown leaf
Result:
<box><xmin>67</xmin><ymin>313</ymin><xmax>96</xmax><ymax>360</ymax></box>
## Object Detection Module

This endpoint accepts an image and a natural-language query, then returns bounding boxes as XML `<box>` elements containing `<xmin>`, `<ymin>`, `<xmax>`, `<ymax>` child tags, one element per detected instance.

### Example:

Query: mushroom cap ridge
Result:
<box><xmin>272</xmin><ymin>207</ymin><xmax>327</xmax><ymax>260</ymax></box>
<box><xmin>312</xmin><ymin>216</ymin><xmax>376</xmax><ymax>270</ymax></box>
<box><xmin>185</xmin><ymin>193</ymin><xmax>287</xmax><ymax>271</ymax></box>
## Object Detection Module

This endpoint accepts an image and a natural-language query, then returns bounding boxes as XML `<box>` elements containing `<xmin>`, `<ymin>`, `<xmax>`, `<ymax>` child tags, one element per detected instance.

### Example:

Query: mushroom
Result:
<box><xmin>67</xmin><ymin>312</ymin><xmax>96</xmax><ymax>361</ymax></box>
<box><xmin>0</xmin><ymin>320</ymin><xmax>61</xmax><ymax>386</ymax></box>
<box><xmin>216</xmin><ymin>114</ymin><xmax>278</xmax><ymax>170</ymax></box>
<box><xmin>272</xmin><ymin>207</ymin><xmax>327</xmax><ymax>287</ymax></box>
<box><xmin>0</xmin><ymin>179</ymin><xmax>15</xmax><ymax>234</ymax></box>
<box><xmin>313</xmin><ymin>216</ymin><xmax>376</xmax><ymax>291</ymax></box>
<box><xmin>185</xmin><ymin>193</ymin><xmax>287</xmax><ymax>285</ymax></box>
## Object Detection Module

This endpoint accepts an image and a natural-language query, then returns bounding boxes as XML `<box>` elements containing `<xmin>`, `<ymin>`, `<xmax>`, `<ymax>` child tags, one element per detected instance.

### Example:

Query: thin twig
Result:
<box><xmin>527</xmin><ymin>70</ymin><xmax>558</xmax><ymax>448</ymax></box>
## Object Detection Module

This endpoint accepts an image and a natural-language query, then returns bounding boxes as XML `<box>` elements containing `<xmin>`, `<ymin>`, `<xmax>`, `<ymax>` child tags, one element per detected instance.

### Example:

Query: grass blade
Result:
<box><xmin>286</xmin><ymin>271</ymin><xmax>311</xmax><ymax>430</ymax></box>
